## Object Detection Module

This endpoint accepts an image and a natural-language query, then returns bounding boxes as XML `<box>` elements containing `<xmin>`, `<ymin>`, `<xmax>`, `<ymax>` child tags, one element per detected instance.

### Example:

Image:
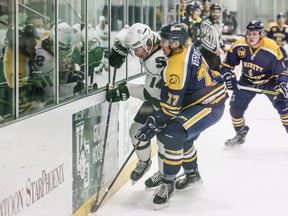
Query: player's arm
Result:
<box><xmin>220</xmin><ymin>45</ymin><xmax>241</xmax><ymax>90</ymax></box>
<box><xmin>271</xmin><ymin>50</ymin><xmax>288</xmax><ymax>99</ymax></box>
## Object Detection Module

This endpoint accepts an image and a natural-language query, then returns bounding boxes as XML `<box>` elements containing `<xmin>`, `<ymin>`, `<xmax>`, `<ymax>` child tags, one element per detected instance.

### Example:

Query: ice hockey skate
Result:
<box><xmin>145</xmin><ymin>170</ymin><xmax>163</xmax><ymax>189</ymax></box>
<box><xmin>153</xmin><ymin>180</ymin><xmax>175</xmax><ymax>210</ymax></box>
<box><xmin>130</xmin><ymin>159</ymin><xmax>152</xmax><ymax>185</ymax></box>
<box><xmin>175</xmin><ymin>168</ymin><xmax>203</xmax><ymax>190</ymax></box>
<box><xmin>225</xmin><ymin>126</ymin><xmax>250</xmax><ymax>148</ymax></box>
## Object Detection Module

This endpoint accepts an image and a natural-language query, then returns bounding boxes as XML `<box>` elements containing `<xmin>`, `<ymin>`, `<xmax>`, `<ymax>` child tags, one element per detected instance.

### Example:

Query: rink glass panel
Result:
<box><xmin>0</xmin><ymin>0</ymin><xmax>15</xmax><ymax>123</ymax></box>
<box><xmin>2</xmin><ymin>0</ymin><xmax>287</xmax><ymax>126</ymax></box>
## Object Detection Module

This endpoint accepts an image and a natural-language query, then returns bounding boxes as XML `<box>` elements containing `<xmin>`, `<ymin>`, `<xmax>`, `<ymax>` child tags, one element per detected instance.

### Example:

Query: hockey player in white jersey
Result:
<box><xmin>106</xmin><ymin>23</ymin><xmax>167</xmax><ymax>187</ymax></box>
<box><xmin>33</xmin><ymin>31</ymin><xmax>55</xmax><ymax>101</ymax></box>
<box><xmin>33</xmin><ymin>22</ymin><xmax>84</xmax><ymax>101</ymax></box>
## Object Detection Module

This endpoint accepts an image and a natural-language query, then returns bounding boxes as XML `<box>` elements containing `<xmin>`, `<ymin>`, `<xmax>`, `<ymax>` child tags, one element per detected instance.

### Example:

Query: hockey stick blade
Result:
<box><xmin>91</xmin><ymin>138</ymin><xmax>143</xmax><ymax>213</ymax></box>
<box><xmin>237</xmin><ymin>84</ymin><xmax>279</xmax><ymax>96</ymax></box>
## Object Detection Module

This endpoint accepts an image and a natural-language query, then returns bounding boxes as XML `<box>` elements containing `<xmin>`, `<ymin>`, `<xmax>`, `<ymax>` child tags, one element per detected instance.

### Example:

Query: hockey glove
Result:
<box><xmin>222</xmin><ymin>72</ymin><xmax>237</xmax><ymax>90</ymax></box>
<box><xmin>108</xmin><ymin>40</ymin><xmax>129</xmax><ymax>69</ymax></box>
<box><xmin>275</xmin><ymin>82</ymin><xmax>288</xmax><ymax>99</ymax></box>
<box><xmin>135</xmin><ymin>116</ymin><xmax>166</xmax><ymax>142</ymax></box>
<box><xmin>274</xmin><ymin>82</ymin><xmax>288</xmax><ymax>112</ymax></box>
<box><xmin>106</xmin><ymin>81</ymin><xmax>130</xmax><ymax>102</ymax></box>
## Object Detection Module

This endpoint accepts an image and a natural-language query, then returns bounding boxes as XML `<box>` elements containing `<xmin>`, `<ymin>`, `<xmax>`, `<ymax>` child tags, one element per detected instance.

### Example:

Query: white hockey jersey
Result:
<box><xmin>127</xmin><ymin>48</ymin><xmax>166</xmax><ymax>104</ymax></box>
<box><xmin>34</xmin><ymin>41</ymin><xmax>55</xmax><ymax>97</ymax></box>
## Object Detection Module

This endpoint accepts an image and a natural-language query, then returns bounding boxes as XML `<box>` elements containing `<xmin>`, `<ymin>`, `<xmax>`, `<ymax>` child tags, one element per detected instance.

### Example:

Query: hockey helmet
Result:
<box><xmin>246</xmin><ymin>20</ymin><xmax>264</xmax><ymax>35</ymax></box>
<box><xmin>210</xmin><ymin>3</ymin><xmax>221</xmax><ymax>11</ymax></box>
<box><xmin>51</xmin><ymin>22</ymin><xmax>73</xmax><ymax>49</ymax></box>
<box><xmin>125</xmin><ymin>23</ymin><xmax>155</xmax><ymax>53</ymax></box>
<box><xmin>72</xmin><ymin>23</ymin><xmax>100</xmax><ymax>45</ymax></box>
<box><xmin>277</xmin><ymin>12</ymin><xmax>286</xmax><ymax>19</ymax></box>
<box><xmin>186</xmin><ymin>1</ymin><xmax>203</xmax><ymax>15</ymax></box>
<box><xmin>159</xmin><ymin>23</ymin><xmax>189</xmax><ymax>47</ymax></box>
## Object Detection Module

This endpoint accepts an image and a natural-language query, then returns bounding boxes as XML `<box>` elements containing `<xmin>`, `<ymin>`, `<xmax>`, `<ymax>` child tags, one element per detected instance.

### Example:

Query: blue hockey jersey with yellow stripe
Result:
<box><xmin>265</xmin><ymin>21</ymin><xmax>288</xmax><ymax>48</ymax></box>
<box><xmin>221</xmin><ymin>37</ymin><xmax>288</xmax><ymax>85</ymax></box>
<box><xmin>159</xmin><ymin>45</ymin><xmax>228</xmax><ymax>119</ymax></box>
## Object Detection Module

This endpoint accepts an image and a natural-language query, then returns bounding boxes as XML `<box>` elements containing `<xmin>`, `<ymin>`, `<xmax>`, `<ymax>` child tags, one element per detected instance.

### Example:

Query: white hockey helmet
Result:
<box><xmin>125</xmin><ymin>23</ymin><xmax>155</xmax><ymax>54</ymax></box>
<box><xmin>51</xmin><ymin>22</ymin><xmax>73</xmax><ymax>49</ymax></box>
<box><xmin>72</xmin><ymin>23</ymin><xmax>100</xmax><ymax>46</ymax></box>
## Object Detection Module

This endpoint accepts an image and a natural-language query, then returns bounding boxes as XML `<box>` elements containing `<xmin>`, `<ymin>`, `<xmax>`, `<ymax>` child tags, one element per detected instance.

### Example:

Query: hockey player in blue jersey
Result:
<box><xmin>220</xmin><ymin>20</ymin><xmax>288</xmax><ymax>147</ymax></box>
<box><xmin>265</xmin><ymin>13</ymin><xmax>288</xmax><ymax>66</ymax></box>
<box><xmin>135</xmin><ymin>23</ymin><xmax>228</xmax><ymax>209</ymax></box>
<box><xmin>181</xmin><ymin>1</ymin><xmax>203</xmax><ymax>46</ymax></box>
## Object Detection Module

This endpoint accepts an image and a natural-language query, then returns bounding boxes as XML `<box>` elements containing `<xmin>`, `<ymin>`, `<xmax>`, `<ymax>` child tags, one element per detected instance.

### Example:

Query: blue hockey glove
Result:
<box><xmin>222</xmin><ymin>72</ymin><xmax>237</xmax><ymax>90</ymax></box>
<box><xmin>274</xmin><ymin>82</ymin><xmax>288</xmax><ymax>113</ymax></box>
<box><xmin>276</xmin><ymin>82</ymin><xmax>288</xmax><ymax>99</ymax></box>
<box><xmin>106</xmin><ymin>81</ymin><xmax>130</xmax><ymax>102</ymax></box>
<box><xmin>135</xmin><ymin>116</ymin><xmax>166</xmax><ymax>141</ymax></box>
<box><xmin>108</xmin><ymin>40</ymin><xmax>129</xmax><ymax>69</ymax></box>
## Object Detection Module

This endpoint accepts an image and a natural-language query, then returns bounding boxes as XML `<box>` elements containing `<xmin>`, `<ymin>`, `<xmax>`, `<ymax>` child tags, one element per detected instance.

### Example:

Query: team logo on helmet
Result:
<box><xmin>237</xmin><ymin>47</ymin><xmax>246</xmax><ymax>58</ymax></box>
<box><xmin>171</xmin><ymin>26</ymin><xmax>182</xmax><ymax>31</ymax></box>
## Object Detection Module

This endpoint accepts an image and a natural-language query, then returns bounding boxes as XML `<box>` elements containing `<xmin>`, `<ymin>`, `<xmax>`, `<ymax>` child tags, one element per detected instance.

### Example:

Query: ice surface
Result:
<box><xmin>94</xmin><ymin>93</ymin><xmax>288</xmax><ymax>216</ymax></box>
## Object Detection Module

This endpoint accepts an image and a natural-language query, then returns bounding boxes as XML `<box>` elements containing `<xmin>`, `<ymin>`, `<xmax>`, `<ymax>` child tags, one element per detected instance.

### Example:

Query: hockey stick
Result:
<box><xmin>91</xmin><ymin>138</ymin><xmax>143</xmax><ymax>213</ymax></box>
<box><xmin>237</xmin><ymin>84</ymin><xmax>279</xmax><ymax>96</ymax></box>
<box><xmin>64</xmin><ymin>0</ymin><xmax>82</xmax><ymax>21</ymax></box>
<box><xmin>18</xmin><ymin>2</ymin><xmax>50</xmax><ymax>21</ymax></box>
<box><xmin>91</xmin><ymin>67</ymin><xmax>117</xmax><ymax>211</ymax></box>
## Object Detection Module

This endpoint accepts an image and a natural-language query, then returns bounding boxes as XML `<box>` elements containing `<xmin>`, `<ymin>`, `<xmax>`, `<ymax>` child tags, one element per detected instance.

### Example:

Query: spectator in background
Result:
<box><xmin>200</xmin><ymin>3</ymin><xmax>227</xmax><ymax>70</ymax></box>
<box><xmin>201</xmin><ymin>0</ymin><xmax>211</xmax><ymax>20</ymax></box>
<box><xmin>265</xmin><ymin>13</ymin><xmax>288</xmax><ymax>67</ymax></box>
<box><xmin>1</xmin><ymin>23</ymin><xmax>42</xmax><ymax>120</ymax></box>
<box><xmin>222</xmin><ymin>9</ymin><xmax>238</xmax><ymax>35</ymax></box>
<box><xmin>25</xmin><ymin>14</ymin><xmax>48</xmax><ymax>40</ymax></box>
<box><xmin>95</xmin><ymin>15</ymin><xmax>108</xmax><ymax>48</ymax></box>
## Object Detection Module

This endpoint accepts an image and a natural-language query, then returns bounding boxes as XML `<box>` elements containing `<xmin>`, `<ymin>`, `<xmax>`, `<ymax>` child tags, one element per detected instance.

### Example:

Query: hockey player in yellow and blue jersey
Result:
<box><xmin>135</xmin><ymin>23</ymin><xmax>228</xmax><ymax>209</ymax></box>
<box><xmin>221</xmin><ymin>20</ymin><xmax>288</xmax><ymax>147</ymax></box>
<box><xmin>181</xmin><ymin>1</ymin><xmax>202</xmax><ymax>46</ymax></box>
<box><xmin>265</xmin><ymin>13</ymin><xmax>288</xmax><ymax>66</ymax></box>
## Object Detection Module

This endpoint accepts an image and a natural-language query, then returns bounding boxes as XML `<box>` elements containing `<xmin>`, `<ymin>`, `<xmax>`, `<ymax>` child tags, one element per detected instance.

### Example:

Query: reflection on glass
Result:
<box><xmin>126</xmin><ymin>0</ymin><xmax>142</xmax><ymax>77</ymax></box>
<box><xmin>143</xmin><ymin>0</ymin><xmax>155</xmax><ymax>29</ymax></box>
<box><xmin>1</xmin><ymin>1</ymin><xmax>53</xmax><ymax>122</ymax></box>
<box><xmin>128</xmin><ymin>0</ymin><xmax>141</xmax><ymax>25</ymax></box>
<box><xmin>57</xmin><ymin>0</ymin><xmax>86</xmax><ymax>101</ymax></box>
<box><xmin>0</xmin><ymin>1</ymin><xmax>13</xmax><ymax>123</ymax></box>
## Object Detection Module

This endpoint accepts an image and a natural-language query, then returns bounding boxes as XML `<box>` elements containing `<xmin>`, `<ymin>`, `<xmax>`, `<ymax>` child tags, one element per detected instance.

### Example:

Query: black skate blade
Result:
<box><xmin>145</xmin><ymin>184</ymin><xmax>160</xmax><ymax>190</ymax></box>
<box><xmin>176</xmin><ymin>180</ymin><xmax>204</xmax><ymax>191</ymax></box>
<box><xmin>90</xmin><ymin>202</ymin><xmax>100</xmax><ymax>213</ymax></box>
<box><xmin>223</xmin><ymin>144</ymin><xmax>244</xmax><ymax>150</ymax></box>
<box><xmin>154</xmin><ymin>200</ymin><xmax>171</xmax><ymax>210</ymax></box>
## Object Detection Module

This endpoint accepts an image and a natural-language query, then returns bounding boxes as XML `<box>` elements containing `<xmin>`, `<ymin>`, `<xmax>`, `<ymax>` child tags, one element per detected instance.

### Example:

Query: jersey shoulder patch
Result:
<box><xmin>229</xmin><ymin>38</ymin><xmax>248</xmax><ymax>52</ymax></box>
